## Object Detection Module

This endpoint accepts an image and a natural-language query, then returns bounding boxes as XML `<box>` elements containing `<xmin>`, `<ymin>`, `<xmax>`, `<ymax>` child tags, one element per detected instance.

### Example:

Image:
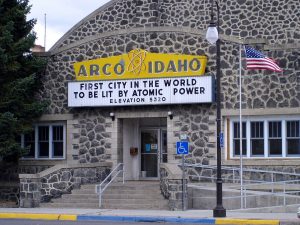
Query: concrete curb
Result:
<box><xmin>0</xmin><ymin>213</ymin><xmax>282</xmax><ymax>225</ymax></box>
<box><xmin>0</xmin><ymin>213</ymin><xmax>77</xmax><ymax>221</ymax></box>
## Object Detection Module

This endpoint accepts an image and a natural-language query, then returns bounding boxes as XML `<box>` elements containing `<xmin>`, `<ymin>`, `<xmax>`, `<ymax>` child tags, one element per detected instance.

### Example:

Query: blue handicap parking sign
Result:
<box><xmin>176</xmin><ymin>141</ymin><xmax>189</xmax><ymax>155</ymax></box>
<box><xmin>220</xmin><ymin>132</ymin><xmax>224</xmax><ymax>148</ymax></box>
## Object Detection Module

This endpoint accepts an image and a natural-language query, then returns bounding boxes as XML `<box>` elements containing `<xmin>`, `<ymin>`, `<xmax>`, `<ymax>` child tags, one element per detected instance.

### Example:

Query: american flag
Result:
<box><xmin>244</xmin><ymin>46</ymin><xmax>282</xmax><ymax>72</ymax></box>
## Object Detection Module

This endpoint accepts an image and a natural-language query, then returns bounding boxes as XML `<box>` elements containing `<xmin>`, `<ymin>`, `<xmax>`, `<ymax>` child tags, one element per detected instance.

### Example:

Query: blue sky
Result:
<box><xmin>28</xmin><ymin>0</ymin><xmax>110</xmax><ymax>50</ymax></box>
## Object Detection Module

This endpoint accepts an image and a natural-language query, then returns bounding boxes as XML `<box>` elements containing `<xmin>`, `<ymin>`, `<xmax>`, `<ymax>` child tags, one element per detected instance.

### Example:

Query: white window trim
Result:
<box><xmin>21</xmin><ymin>123</ymin><xmax>66</xmax><ymax>160</ymax></box>
<box><xmin>228</xmin><ymin>115</ymin><xmax>300</xmax><ymax>159</ymax></box>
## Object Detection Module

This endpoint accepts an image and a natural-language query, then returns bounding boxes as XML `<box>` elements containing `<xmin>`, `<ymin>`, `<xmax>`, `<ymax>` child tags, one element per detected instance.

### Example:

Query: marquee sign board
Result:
<box><xmin>68</xmin><ymin>76</ymin><xmax>214</xmax><ymax>107</ymax></box>
<box><xmin>73</xmin><ymin>49</ymin><xmax>207</xmax><ymax>81</ymax></box>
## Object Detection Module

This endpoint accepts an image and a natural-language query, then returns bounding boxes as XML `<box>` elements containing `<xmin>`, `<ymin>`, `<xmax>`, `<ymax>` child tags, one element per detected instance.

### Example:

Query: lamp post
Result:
<box><xmin>206</xmin><ymin>0</ymin><xmax>226</xmax><ymax>218</ymax></box>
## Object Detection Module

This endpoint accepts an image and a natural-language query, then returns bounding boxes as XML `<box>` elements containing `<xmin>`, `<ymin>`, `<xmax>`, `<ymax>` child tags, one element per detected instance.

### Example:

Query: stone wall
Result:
<box><xmin>0</xmin><ymin>186</ymin><xmax>19</xmax><ymax>204</ymax></box>
<box><xmin>187</xmin><ymin>165</ymin><xmax>300</xmax><ymax>183</ymax></box>
<box><xmin>73</xmin><ymin>110</ymin><xmax>113</xmax><ymax>163</ymax></box>
<box><xmin>19</xmin><ymin>163</ymin><xmax>111</xmax><ymax>208</ymax></box>
<box><xmin>54</xmin><ymin>0</ymin><xmax>299</xmax><ymax>48</ymax></box>
<box><xmin>0</xmin><ymin>163</ymin><xmax>51</xmax><ymax>206</ymax></box>
<box><xmin>160</xmin><ymin>164</ymin><xmax>187</xmax><ymax>211</ymax></box>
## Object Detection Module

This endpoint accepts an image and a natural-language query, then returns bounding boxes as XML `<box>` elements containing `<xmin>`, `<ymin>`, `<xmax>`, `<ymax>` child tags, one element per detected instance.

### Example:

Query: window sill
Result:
<box><xmin>20</xmin><ymin>158</ymin><xmax>65</xmax><ymax>161</ymax></box>
<box><xmin>224</xmin><ymin>158</ymin><xmax>300</xmax><ymax>166</ymax></box>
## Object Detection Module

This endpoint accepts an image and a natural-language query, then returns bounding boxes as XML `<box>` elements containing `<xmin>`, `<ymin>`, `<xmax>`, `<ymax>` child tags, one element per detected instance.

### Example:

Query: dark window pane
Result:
<box><xmin>233</xmin><ymin>140</ymin><xmax>239</xmax><ymax>155</ymax></box>
<box><xmin>53</xmin><ymin>126</ymin><xmax>63</xmax><ymax>141</ymax></box>
<box><xmin>233</xmin><ymin>122</ymin><xmax>246</xmax><ymax>138</ymax></box>
<box><xmin>162</xmin><ymin>154</ymin><xmax>167</xmax><ymax>163</ymax></box>
<box><xmin>251</xmin><ymin>140</ymin><xmax>264</xmax><ymax>155</ymax></box>
<box><xmin>260</xmin><ymin>123</ymin><xmax>264</xmax><ymax>137</ymax></box>
<box><xmin>234</xmin><ymin>123</ymin><xmax>238</xmax><ymax>138</ymax></box>
<box><xmin>269</xmin><ymin>122</ymin><xmax>273</xmax><ymax>137</ymax></box>
<box><xmin>242</xmin><ymin>124</ymin><xmax>246</xmax><ymax>138</ymax></box>
<box><xmin>250</xmin><ymin>121</ymin><xmax>264</xmax><ymax>156</ymax></box>
<box><xmin>24</xmin><ymin>131</ymin><xmax>35</xmax><ymax>158</ymax></box>
<box><xmin>287</xmin><ymin>121</ymin><xmax>300</xmax><ymax>138</ymax></box>
<box><xmin>287</xmin><ymin>139</ymin><xmax>300</xmax><ymax>155</ymax></box>
<box><xmin>38</xmin><ymin>126</ymin><xmax>49</xmax><ymax>157</ymax></box>
<box><xmin>52</xmin><ymin>126</ymin><xmax>64</xmax><ymax>158</ymax></box>
<box><xmin>39</xmin><ymin>142</ymin><xmax>49</xmax><ymax>157</ymax></box>
<box><xmin>269</xmin><ymin>139</ymin><xmax>282</xmax><ymax>155</ymax></box>
<box><xmin>256</xmin><ymin>123</ymin><xmax>260</xmax><ymax>137</ymax></box>
<box><xmin>251</xmin><ymin>122</ymin><xmax>264</xmax><ymax>138</ymax></box>
<box><xmin>233</xmin><ymin>140</ymin><xmax>246</xmax><ymax>156</ymax></box>
<box><xmin>53</xmin><ymin>142</ymin><xmax>63</xmax><ymax>157</ymax></box>
<box><xmin>39</xmin><ymin>126</ymin><xmax>49</xmax><ymax>141</ymax></box>
<box><xmin>269</xmin><ymin>121</ymin><xmax>281</xmax><ymax>138</ymax></box>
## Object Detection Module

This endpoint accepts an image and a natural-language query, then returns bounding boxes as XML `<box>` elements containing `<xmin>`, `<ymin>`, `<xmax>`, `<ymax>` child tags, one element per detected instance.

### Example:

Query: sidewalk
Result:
<box><xmin>0</xmin><ymin>208</ymin><xmax>299</xmax><ymax>225</ymax></box>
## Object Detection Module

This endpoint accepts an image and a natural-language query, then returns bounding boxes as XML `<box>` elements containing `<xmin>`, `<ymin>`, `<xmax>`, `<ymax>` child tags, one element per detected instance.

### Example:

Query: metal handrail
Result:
<box><xmin>189</xmin><ymin>181</ymin><xmax>300</xmax><ymax>209</ymax></box>
<box><xmin>186</xmin><ymin>163</ymin><xmax>300</xmax><ymax>209</ymax></box>
<box><xmin>95</xmin><ymin>163</ymin><xmax>124</xmax><ymax>208</ymax></box>
<box><xmin>185</xmin><ymin>163</ymin><xmax>300</xmax><ymax>178</ymax></box>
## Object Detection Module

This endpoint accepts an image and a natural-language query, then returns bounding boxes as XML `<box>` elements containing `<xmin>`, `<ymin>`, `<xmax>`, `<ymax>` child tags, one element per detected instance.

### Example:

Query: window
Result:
<box><xmin>287</xmin><ymin>121</ymin><xmax>300</xmax><ymax>155</ymax></box>
<box><xmin>268</xmin><ymin>121</ymin><xmax>282</xmax><ymax>156</ymax></box>
<box><xmin>233</xmin><ymin>122</ymin><xmax>246</xmax><ymax>156</ymax></box>
<box><xmin>230</xmin><ymin>117</ymin><xmax>300</xmax><ymax>159</ymax></box>
<box><xmin>22</xmin><ymin>124</ymin><xmax>65</xmax><ymax>159</ymax></box>
<box><xmin>38</xmin><ymin>126</ymin><xmax>49</xmax><ymax>157</ymax></box>
<box><xmin>52</xmin><ymin>126</ymin><xmax>64</xmax><ymax>158</ymax></box>
<box><xmin>24</xmin><ymin>130</ymin><xmax>35</xmax><ymax>158</ymax></box>
<box><xmin>251</xmin><ymin>122</ymin><xmax>264</xmax><ymax>156</ymax></box>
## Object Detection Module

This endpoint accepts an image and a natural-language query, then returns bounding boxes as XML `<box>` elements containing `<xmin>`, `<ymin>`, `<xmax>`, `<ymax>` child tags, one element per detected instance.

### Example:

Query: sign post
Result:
<box><xmin>176</xmin><ymin>141</ymin><xmax>188</xmax><ymax>211</ymax></box>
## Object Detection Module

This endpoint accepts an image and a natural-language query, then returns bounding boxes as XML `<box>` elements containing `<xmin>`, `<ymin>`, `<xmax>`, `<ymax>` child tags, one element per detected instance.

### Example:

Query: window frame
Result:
<box><xmin>232</xmin><ymin>121</ymin><xmax>247</xmax><ymax>157</ymax></box>
<box><xmin>21</xmin><ymin>123</ymin><xmax>66</xmax><ymax>160</ymax></box>
<box><xmin>250</xmin><ymin>121</ymin><xmax>265</xmax><ymax>157</ymax></box>
<box><xmin>229</xmin><ymin>116</ymin><xmax>300</xmax><ymax>159</ymax></box>
<box><xmin>268</xmin><ymin>120</ymin><xmax>283</xmax><ymax>157</ymax></box>
<box><xmin>286</xmin><ymin>120</ymin><xmax>300</xmax><ymax>156</ymax></box>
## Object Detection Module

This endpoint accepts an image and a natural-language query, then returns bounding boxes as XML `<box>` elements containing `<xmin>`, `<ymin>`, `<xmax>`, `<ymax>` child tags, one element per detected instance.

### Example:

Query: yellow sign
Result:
<box><xmin>74</xmin><ymin>49</ymin><xmax>207</xmax><ymax>81</ymax></box>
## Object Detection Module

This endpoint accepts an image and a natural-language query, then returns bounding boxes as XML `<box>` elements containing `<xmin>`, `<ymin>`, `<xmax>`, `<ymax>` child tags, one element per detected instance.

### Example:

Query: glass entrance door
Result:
<box><xmin>141</xmin><ymin>129</ymin><xmax>158</xmax><ymax>178</ymax></box>
<box><xmin>141</xmin><ymin>129</ymin><xmax>167</xmax><ymax>178</ymax></box>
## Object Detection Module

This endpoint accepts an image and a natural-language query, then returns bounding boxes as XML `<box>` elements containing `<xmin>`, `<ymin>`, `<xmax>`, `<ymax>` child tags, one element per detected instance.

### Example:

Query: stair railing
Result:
<box><xmin>95</xmin><ymin>163</ymin><xmax>124</xmax><ymax>208</ymax></box>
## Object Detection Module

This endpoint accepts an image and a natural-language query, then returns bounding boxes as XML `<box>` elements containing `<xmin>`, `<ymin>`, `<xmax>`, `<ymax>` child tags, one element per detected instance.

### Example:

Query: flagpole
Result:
<box><xmin>239</xmin><ymin>43</ymin><xmax>244</xmax><ymax>209</ymax></box>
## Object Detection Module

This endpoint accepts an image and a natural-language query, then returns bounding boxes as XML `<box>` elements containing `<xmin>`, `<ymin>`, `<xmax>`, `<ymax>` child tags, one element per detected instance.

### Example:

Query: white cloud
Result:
<box><xmin>28</xmin><ymin>0</ymin><xmax>111</xmax><ymax>50</ymax></box>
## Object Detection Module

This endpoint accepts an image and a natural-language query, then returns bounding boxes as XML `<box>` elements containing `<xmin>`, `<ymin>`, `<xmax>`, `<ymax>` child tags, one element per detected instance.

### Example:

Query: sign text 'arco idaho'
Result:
<box><xmin>68</xmin><ymin>76</ymin><xmax>214</xmax><ymax>107</ymax></box>
<box><xmin>74</xmin><ymin>49</ymin><xmax>207</xmax><ymax>81</ymax></box>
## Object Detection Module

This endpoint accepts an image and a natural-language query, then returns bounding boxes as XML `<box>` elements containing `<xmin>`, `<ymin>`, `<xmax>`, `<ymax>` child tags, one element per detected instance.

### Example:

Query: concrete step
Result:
<box><xmin>53</xmin><ymin>196</ymin><xmax>166</xmax><ymax>204</ymax></box>
<box><xmin>81</xmin><ymin>181</ymin><xmax>159</xmax><ymax>189</ymax></box>
<box><xmin>101</xmin><ymin>203</ymin><xmax>169</xmax><ymax>210</ymax></box>
<box><xmin>60</xmin><ymin>193</ymin><xmax>163</xmax><ymax>200</ymax></box>
<box><xmin>102</xmin><ymin>193</ymin><xmax>165</xmax><ymax>200</ymax></box>
<box><xmin>41</xmin><ymin>201</ymin><xmax>169</xmax><ymax>210</ymax></box>
<box><xmin>72</xmin><ymin>188</ymin><xmax>162</xmax><ymax>195</ymax></box>
<box><xmin>40</xmin><ymin>181</ymin><xmax>169</xmax><ymax>210</ymax></box>
<box><xmin>78</xmin><ymin>184</ymin><xmax>160</xmax><ymax>191</ymax></box>
<box><xmin>40</xmin><ymin>202</ymin><xmax>98</xmax><ymax>208</ymax></box>
<box><xmin>61</xmin><ymin>193</ymin><xmax>98</xmax><ymax>200</ymax></box>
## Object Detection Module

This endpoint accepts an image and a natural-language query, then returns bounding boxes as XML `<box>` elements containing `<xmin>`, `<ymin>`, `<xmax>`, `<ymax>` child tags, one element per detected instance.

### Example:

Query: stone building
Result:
<box><xmin>7</xmin><ymin>0</ymin><xmax>300</xmax><ymax>209</ymax></box>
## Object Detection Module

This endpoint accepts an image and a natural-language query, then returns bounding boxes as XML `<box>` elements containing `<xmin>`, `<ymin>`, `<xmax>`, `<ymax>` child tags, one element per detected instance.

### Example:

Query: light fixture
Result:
<box><xmin>206</xmin><ymin>22</ymin><xmax>219</xmax><ymax>45</ymax></box>
<box><xmin>168</xmin><ymin>111</ymin><xmax>173</xmax><ymax>120</ymax></box>
<box><xmin>110</xmin><ymin>112</ymin><xmax>115</xmax><ymax>121</ymax></box>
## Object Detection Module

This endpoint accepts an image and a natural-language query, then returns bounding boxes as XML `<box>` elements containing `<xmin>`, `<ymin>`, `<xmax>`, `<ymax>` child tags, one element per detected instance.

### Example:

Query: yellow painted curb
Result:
<box><xmin>216</xmin><ymin>218</ymin><xmax>279</xmax><ymax>225</ymax></box>
<box><xmin>59</xmin><ymin>214</ymin><xmax>77</xmax><ymax>221</ymax></box>
<box><xmin>0</xmin><ymin>213</ymin><xmax>77</xmax><ymax>221</ymax></box>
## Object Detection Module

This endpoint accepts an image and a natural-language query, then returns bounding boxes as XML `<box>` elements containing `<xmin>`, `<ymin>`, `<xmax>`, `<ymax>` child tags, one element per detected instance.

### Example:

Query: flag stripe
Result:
<box><xmin>247</xmin><ymin>63</ymin><xmax>280</xmax><ymax>70</ymax></box>
<box><xmin>246</xmin><ymin>60</ymin><xmax>282</xmax><ymax>71</ymax></box>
